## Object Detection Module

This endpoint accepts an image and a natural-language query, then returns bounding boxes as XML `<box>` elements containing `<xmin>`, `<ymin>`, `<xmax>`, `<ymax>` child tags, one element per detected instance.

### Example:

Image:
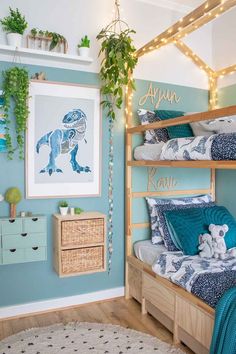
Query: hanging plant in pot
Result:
<box><xmin>96</xmin><ymin>0</ymin><xmax>138</xmax><ymax>272</ymax></box>
<box><xmin>0</xmin><ymin>7</ymin><xmax>28</xmax><ymax>47</ymax></box>
<box><xmin>2</xmin><ymin>66</ymin><xmax>30</xmax><ymax>160</ymax></box>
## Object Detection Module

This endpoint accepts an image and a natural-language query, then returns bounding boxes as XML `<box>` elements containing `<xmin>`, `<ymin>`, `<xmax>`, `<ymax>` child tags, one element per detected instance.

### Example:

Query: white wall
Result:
<box><xmin>0</xmin><ymin>0</ymin><xmax>212</xmax><ymax>89</ymax></box>
<box><xmin>212</xmin><ymin>8</ymin><xmax>236</xmax><ymax>88</ymax></box>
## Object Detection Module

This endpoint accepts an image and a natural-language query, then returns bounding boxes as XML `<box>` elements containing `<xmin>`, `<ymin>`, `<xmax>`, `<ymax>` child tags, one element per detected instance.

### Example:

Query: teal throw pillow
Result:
<box><xmin>164</xmin><ymin>206</ymin><xmax>236</xmax><ymax>255</ymax></box>
<box><xmin>154</xmin><ymin>110</ymin><xmax>194</xmax><ymax>139</ymax></box>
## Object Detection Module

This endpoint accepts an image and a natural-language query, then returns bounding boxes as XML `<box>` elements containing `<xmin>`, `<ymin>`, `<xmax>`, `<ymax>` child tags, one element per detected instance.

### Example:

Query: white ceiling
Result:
<box><xmin>135</xmin><ymin>0</ymin><xmax>204</xmax><ymax>13</ymax></box>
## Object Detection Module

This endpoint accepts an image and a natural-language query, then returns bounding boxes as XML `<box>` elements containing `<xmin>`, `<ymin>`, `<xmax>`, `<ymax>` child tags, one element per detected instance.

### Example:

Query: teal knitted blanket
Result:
<box><xmin>210</xmin><ymin>287</ymin><xmax>236</xmax><ymax>354</ymax></box>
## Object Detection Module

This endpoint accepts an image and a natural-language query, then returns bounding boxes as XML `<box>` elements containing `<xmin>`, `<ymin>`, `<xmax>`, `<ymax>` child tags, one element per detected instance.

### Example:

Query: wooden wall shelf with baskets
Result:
<box><xmin>53</xmin><ymin>212</ymin><xmax>106</xmax><ymax>277</ymax></box>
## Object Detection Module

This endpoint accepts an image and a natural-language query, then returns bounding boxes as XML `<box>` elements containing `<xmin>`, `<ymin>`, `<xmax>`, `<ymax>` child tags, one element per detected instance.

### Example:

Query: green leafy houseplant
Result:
<box><xmin>78</xmin><ymin>35</ymin><xmax>90</xmax><ymax>48</ymax></box>
<box><xmin>2</xmin><ymin>67</ymin><xmax>30</xmax><ymax>160</ymax></box>
<box><xmin>97</xmin><ymin>27</ymin><xmax>138</xmax><ymax>120</ymax></box>
<box><xmin>0</xmin><ymin>7</ymin><xmax>27</xmax><ymax>34</ymax></box>
<box><xmin>5</xmin><ymin>187</ymin><xmax>22</xmax><ymax>218</ymax></box>
<box><xmin>59</xmin><ymin>200</ymin><xmax>69</xmax><ymax>216</ymax></box>
<box><xmin>75</xmin><ymin>207</ymin><xmax>83</xmax><ymax>215</ymax></box>
<box><xmin>59</xmin><ymin>201</ymin><xmax>68</xmax><ymax>208</ymax></box>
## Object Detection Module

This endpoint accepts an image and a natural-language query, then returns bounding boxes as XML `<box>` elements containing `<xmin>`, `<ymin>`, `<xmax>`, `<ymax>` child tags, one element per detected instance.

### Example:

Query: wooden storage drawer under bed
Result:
<box><xmin>126</xmin><ymin>256</ymin><xmax>215</xmax><ymax>354</ymax></box>
<box><xmin>143</xmin><ymin>272</ymin><xmax>175</xmax><ymax>320</ymax></box>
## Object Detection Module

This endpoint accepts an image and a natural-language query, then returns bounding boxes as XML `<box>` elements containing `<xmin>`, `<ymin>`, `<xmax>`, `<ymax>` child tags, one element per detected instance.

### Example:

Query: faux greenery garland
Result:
<box><xmin>2</xmin><ymin>67</ymin><xmax>29</xmax><ymax>159</ymax></box>
<box><xmin>97</xmin><ymin>27</ymin><xmax>138</xmax><ymax>120</ymax></box>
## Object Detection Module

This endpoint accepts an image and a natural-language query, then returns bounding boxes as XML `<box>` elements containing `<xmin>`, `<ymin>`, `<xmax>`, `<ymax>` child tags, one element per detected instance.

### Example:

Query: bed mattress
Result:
<box><xmin>152</xmin><ymin>251</ymin><xmax>236</xmax><ymax>308</ymax></box>
<box><xmin>134</xmin><ymin>133</ymin><xmax>236</xmax><ymax>161</ymax></box>
<box><xmin>134</xmin><ymin>240</ymin><xmax>167</xmax><ymax>265</ymax></box>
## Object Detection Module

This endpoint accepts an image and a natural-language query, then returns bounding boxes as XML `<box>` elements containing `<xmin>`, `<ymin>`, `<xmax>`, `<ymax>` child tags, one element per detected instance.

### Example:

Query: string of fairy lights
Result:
<box><xmin>130</xmin><ymin>0</ymin><xmax>236</xmax><ymax>110</ymax></box>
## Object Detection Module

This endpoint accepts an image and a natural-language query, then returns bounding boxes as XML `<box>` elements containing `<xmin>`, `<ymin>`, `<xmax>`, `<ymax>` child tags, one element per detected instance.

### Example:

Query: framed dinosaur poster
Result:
<box><xmin>26</xmin><ymin>80</ymin><xmax>101</xmax><ymax>198</ymax></box>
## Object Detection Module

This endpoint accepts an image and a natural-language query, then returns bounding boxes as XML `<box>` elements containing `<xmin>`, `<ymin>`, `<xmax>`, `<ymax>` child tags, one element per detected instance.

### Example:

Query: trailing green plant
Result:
<box><xmin>97</xmin><ymin>27</ymin><xmax>138</xmax><ymax>120</ymax></box>
<box><xmin>2</xmin><ymin>67</ymin><xmax>29</xmax><ymax>160</ymax></box>
<box><xmin>30</xmin><ymin>28</ymin><xmax>37</xmax><ymax>37</ymax></box>
<box><xmin>78</xmin><ymin>35</ymin><xmax>90</xmax><ymax>48</ymax></box>
<box><xmin>49</xmin><ymin>32</ymin><xmax>66</xmax><ymax>51</ymax></box>
<box><xmin>0</xmin><ymin>7</ymin><xmax>27</xmax><ymax>34</ymax></box>
<box><xmin>59</xmin><ymin>200</ymin><xmax>68</xmax><ymax>207</ymax></box>
<box><xmin>29</xmin><ymin>28</ymin><xmax>66</xmax><ymax>51</ymax></box>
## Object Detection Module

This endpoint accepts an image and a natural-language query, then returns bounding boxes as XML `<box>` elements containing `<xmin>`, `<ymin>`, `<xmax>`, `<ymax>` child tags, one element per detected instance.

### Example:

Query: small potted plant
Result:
<box><xmin>59</xmin><ymin>200</ymin><xmax>69</xmax><ymax>216</ymax></box>
<box><xmin>78</xmin><ymin>35</ymin><xmax>90</xmax><ymax>57</ymax></box>
<box><xmin>5</xmin><ymin>187</ymin><xmax>22</xmax><ymax>218</ymax></box>
<box><xmin>0</xmin><ymin>7</ymin><xmax>28</xmax><ymax>47</ymax></box>
<box><xmin>75</xmin><ymin>207</ymin><xmax>83</xmax><ymax>215</ymax></box>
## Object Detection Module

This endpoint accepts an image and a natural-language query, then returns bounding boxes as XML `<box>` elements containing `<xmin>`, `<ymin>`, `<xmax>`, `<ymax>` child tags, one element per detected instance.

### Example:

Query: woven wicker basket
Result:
<box><xmin>61</xmin><ymin>218</ymin><xmax>104</xmax><ymax>247</ymax></box>
<box><xmin>61</xmin><ymin>246</ymin><xmax>104</xmax><ymax>274</ymax></box>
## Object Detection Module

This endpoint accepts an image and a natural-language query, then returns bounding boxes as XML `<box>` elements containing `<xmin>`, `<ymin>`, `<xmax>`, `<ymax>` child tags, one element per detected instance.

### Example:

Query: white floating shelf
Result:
<box><xmin>0</xmin><ymin>44</ymin><xmax>93</xmax><ymax>69</ymax></box>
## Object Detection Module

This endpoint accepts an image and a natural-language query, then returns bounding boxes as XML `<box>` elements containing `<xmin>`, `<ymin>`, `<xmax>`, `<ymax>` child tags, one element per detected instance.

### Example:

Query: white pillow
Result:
<box><xmin>191</xmin><ymin>117</ymin><xmax>236</xmax><ymax>137</ymax></box>
<box><xmin>134</xmin><ymin>143</ymin><xmax>164</xmax><ymax>161</ymax></box>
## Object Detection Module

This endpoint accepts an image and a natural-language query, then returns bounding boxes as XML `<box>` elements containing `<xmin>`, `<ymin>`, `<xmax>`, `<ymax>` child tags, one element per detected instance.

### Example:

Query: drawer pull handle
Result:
<box><xmin>21</xmin><ymin>233</ymin><xmax>27</xmax><ymax>237</ymax></box>
<box><xmin>32</xmin><ymin>218</ymin><xmax>38</xmax><ymax>222</ymax></box>
<box><xmin>32</xmin><ymin>247</ymin><xmax>38</xmax><ymax>251</ymax></box>
<box><xmin>10</xmin><ymin>249</ymin><xmax>16</xmax><ymax>253</ymax></box>
<box><xmin>9</xmin><ymin>219</ymin><xmax>15</xmax><ymax>223</ymax></box>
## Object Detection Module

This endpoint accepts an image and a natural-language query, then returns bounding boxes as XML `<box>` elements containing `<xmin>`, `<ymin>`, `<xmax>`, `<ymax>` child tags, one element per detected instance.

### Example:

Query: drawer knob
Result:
<box><xmin>9</xmin><ymin>219</ymin><xmax>15</xmax><ymax>223</ymax></box>
<box><xmin>10</xmin><ymin>249</ymin><xmax>16</xmax><ymax>253</ymax></box>
<box><xmin>32</xmin><ymin>218</ymin><xmax>38</xmax><ymax>222</ymax></box>
<box><xmin>21</xmin><ymin>233</ymin><xmax>28</xmax><ymax>237</ymax></box>
<box><xmin>32</xmin><ymin>247</ymin><xmax>38</xmax><ymax>251</ymax></box>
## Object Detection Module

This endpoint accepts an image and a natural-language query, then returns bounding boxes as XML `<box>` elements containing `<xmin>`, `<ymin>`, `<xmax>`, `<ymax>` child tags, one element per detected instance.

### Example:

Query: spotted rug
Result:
<box><xmin>0</xmin><ymin>322</ymin><xmax>185</xmax><ymax>354</ymax></box>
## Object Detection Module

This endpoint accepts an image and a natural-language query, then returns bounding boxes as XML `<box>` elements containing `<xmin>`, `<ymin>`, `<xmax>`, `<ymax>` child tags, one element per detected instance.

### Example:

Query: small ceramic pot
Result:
<box><xmin>6</xmin><ymin>33</ymin><xmax>23</xmax><ymax>47</ymax></box>
<box><xmin>59</xmin><ymin>207</ymin><xmax>68</xmax><ymax>216</ymax></box>
<box><xmin>70</xmin><ymin>207</ymin><xmax>75</xmax><ymax>216</ymax></box>
<box><xmin>78</xmin><ymin>47</ymin><xmax>90</xmax><ymax>57</ymax></box>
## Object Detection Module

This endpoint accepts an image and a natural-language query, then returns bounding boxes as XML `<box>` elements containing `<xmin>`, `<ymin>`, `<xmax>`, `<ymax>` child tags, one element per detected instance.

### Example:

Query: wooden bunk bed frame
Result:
<box><xmin>125</xmin><ymin>1</ymin><xmax>236</xmax><ymax>353</ymax></box>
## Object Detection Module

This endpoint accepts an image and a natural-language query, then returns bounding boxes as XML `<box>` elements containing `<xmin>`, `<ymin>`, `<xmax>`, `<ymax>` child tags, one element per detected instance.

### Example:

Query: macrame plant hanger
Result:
<box><xmin>107</xmin><ymin>0</ymin><xmax>129</xmax><ymax>274</ymax></box>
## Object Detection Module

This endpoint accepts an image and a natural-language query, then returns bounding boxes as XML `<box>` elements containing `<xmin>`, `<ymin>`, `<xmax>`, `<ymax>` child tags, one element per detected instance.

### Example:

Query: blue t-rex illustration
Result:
<box><xmin>36</xmin><ymin>109</ymin><xmax>91</xmax><ymax>176</ymax></box>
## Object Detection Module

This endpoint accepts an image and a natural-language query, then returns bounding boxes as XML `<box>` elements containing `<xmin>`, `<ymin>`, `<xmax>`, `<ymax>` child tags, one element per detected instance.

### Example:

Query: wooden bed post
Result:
<box><xmin>211</xmin><ymin>168</ymin><xmax>216</xmax><ymax>202</ymax></box>
<box><xmin>209</xmin><ymin>75</ymin><xmax>218</xmax><ymax>110</ymax></box>
<box><xmin>125</xmin><ymin>73</ymin><xmax>134</xmax><ymax>299</ymax></box>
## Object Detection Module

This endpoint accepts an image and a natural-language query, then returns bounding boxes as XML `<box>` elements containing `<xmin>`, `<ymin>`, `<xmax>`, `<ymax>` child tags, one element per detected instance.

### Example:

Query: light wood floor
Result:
<box><xmin>0</xmin><ymin>297</ymin><xmax>192</xmax><ymax>353</ymax></box>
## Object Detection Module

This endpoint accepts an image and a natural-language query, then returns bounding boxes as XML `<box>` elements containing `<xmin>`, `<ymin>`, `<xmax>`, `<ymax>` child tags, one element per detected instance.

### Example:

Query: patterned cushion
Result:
<box><xmin>211</xmin><ymin>133</ymin><xmax>236</xmax><ymax>160</ymax></box>
<box><xmin>146</xmin><ymin>195</ymin><xmax>213</xmax><ymax>250</ymax></box>
<box><xmin>164</xmin><ymin>206</ymin><xmax>236</xmax><ymax>255</ymax></box>
<box><xmin>137</xmin><ymin>109</ymin><xmax>169</xmax><ymax>144</ymax></box>
<box><xmin>155</xmin><ymin>110</ymin><xmax>194</xmax><ymax>139</ymax></box>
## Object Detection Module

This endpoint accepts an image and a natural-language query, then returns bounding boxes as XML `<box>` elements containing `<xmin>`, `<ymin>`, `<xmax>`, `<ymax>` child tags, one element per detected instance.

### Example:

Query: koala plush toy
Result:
<box><xmin>209</xmin><ymin>224</ymin><xmax>228</xmax><ymax>260</ymax></box>
<box><xmin>198</xmin><ymin>233</ymin><xmax>214</xmax><ymax>258</ymax></box>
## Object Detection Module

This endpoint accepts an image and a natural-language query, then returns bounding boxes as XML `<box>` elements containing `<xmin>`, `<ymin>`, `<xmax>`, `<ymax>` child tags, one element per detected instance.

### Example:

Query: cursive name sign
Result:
<box><xmin>147</xmin><ymin>168</ymin><xmax>178</xmax><ymax>191</ymax></box>
<box><xmin>139</xmin><ymin>83</ymin><xmax>181</xmax><ymax>109</ymax></box>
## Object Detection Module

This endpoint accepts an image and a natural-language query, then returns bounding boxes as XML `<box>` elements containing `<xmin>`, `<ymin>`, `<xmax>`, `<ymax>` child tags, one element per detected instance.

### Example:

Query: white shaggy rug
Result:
<box><xmin>0</xmin><ymin>322</ymin><xmax>185</xmax><ymax>354</ymax></box>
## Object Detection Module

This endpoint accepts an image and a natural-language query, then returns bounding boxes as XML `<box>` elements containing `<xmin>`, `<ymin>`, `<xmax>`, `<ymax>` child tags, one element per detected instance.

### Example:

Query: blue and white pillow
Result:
<box><xmin>146</xmin><ymin>195</ymin><xmax>213</xmax><ymax>250</ymax></box>
<box><xmin>137</xmin><ymin>109</ymin><xmax>169</xmax><ymax>144</ymax></box>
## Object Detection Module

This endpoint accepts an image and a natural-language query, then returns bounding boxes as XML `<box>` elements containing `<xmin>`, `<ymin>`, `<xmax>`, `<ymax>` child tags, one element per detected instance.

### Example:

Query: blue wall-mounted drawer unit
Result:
<box><xmin>0</xmin><ymin>216</ymin><xmax>47</xmax><ymax>265</ymax></box>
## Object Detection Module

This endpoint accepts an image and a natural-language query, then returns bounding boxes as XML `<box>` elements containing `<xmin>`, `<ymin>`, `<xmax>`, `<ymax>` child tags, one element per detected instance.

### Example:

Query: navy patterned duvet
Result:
<box><xmin>152</xmin><ymin>251</ymin><xmax>236</xmax><ymax>308</ymax></box>
<box><xmin>160</xmin><ymin>133</ymin><xmax>236</xmax><ymax>161</ymax></box>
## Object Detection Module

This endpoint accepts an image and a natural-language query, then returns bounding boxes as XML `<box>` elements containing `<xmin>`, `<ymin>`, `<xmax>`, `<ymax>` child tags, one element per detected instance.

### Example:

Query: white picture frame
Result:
<box><xmin>26</xmin><ymin>80</ymin><xmax>101</xmax><ymax>199</ymax></box>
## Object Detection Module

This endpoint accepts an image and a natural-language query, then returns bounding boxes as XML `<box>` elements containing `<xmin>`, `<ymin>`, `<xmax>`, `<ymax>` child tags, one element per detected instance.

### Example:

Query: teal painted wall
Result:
<box><xmin>0</xmin><ymin>61</ymin><xmax>125</xmax><ymax>307</ymax></box>
<box><xmin>0</xmin><ymin>61</ymin><xmax>209</xmax><ymax>307</ymax></box>
<box><xmin>218</xmin><ymin>83</ymin><xmax>236</xmax><ymax>107</ymax></box>
<box><xmin>217</xmin><ymin>83</ymin><xmax>236</xmax><ymax>221</ymax></box>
